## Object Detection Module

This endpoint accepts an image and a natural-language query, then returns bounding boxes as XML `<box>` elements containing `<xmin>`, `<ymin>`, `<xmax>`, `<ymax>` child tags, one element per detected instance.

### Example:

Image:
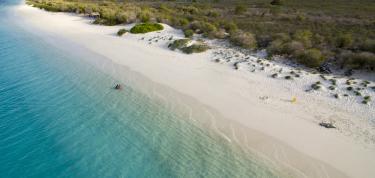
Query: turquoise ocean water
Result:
<box><xmin>0</xmin><ymin>1</ymin><xmax>282</xmax><ymax>177</ymax></box>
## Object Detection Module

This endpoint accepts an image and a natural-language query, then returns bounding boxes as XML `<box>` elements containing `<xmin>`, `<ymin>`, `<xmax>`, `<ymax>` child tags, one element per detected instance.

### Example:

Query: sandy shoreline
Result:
<box><xmin>12</xmin><ymin>3</ymin><xmax>375</xmax><ymax>178</ymax></box>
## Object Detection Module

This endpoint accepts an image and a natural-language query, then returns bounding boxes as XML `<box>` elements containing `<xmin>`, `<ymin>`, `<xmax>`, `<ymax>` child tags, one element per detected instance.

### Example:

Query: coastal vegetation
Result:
<box><xmin>129</xmin><ymin>23</ymin><xmax>164</xmax><ymax>34</ymax></box>
<box><xmin>117</xmin><ymin>28</ymin><xmax>128</xmax><ymax>36</ymax></box>
<box><xmin>168</xmin><ymin>39</ymin><xmax>209</xmax><ymax>54</ymax></box>
<box><xmin>27</xmin><ymin>0</ymin><xmax>375</xmax><ymax>71</ymax></box>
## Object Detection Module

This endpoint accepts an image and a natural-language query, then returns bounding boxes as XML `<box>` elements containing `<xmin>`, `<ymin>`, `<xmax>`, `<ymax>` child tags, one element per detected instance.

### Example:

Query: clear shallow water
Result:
<box><xmin>0</xmin><ymin>1</ymin><xmax>282</xmax><ymax>177</ymax></box>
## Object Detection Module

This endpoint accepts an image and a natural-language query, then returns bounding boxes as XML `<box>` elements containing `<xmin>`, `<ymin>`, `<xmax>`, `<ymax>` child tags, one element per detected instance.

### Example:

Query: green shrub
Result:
<box><xmin>272</xmin><ymin>33</ymin><xmax>291</xmax><ymax>42</ymax></box>
<box><xmin>179</xmin><ymin>18</ymin><xmax>190</xmax><ymax>27</ymax></box>
<box><xmin>293</xmin><ymin>30</ymin><xmax>313</xmax><ymax>48</ymax></box>
<box><xmin>296</xmin><ymin>48</ymin><xmax>325</xmax><ymax>67</ymax></box>
<box><xmin>200</xmin><ymin>22</ymin><xmax>217</xmax><ymax>34</ymax></box>
<box><xmin>115</xmin><ymin>12</ymin><xmax>128</xmax><ymax>24</ymax></box>
<box><xmin>130</xmin><ymin>23</ymin><xmax>164</xmax><ymax>34</ymax></box>
<box><xmin>282</xmin><ymin>41</ymin><xmax>305</xmax><ymax>56</ymax></box>
<box><xmin>207</xmin><ymin>10</ymin><xmax>220</xmax><ymax>17</ymax></box>
<box><xmin>188</xmin><ymin>21</ymin><xmax>217</xmax><ymax>35</ymax></box>
<box><xmin>168</xmin><ymin>39</ymin><xmax>190</xmax><ymax>50</ymax></box>
<box><xmin>267</xmin><ymin>39</ymin><xmax>284</xmax><ymax>55</ymax></box>
<box><xmin>222</xmin><ymin>21</ymin><xmax>238</xmax><ymax>33</ymax></box>
<box><xmin>180</xmin><ymin>43</ymin><xmax>210</xmax><ymax>54</ymax></box>
<box><xmin>117</xmin><ymin>29</ymin><xmax>128</xmax><ymax>36</ymax></box>
<box><xmin>343</xmin><ymin>52</ymin><xmax>375</xmax><ymax>69</ymax></box>
<box><xmin>212</xmin><ymin>29</ymin><xmax>227</xmax><ymax>39</ymax></box>
<box><xmin>360</xmin><ymin>39</ymin><xmax>375</xmax><ymax>53</ymax></box>
<box><xmin>138</xmin><ymin>11</ymin><xmax>151</xmax><ymax>22</ymax></box>
<box><xmin>168</xmin><ymin>39</ymin><xmax>209</xmax><ymax>54</ymax></box>
<box><xmin>270</xmin><ymin>0</ymin><xmax>284</xmax><ymax>6</ymax></box>
<box><xmin>235</xmin><ymin>5</ymin><xmax>246</xmax><ymax>15</ymax></box>
<box><xmin>230</xmin><ymin>30</ymin><xmax>257</xmax><ymax>49</ymax></box>
<box><xmin>184</xmin><ymin>29</ymin><xmax>194</xmax><ymax>38</ymax></box>
<box><xmin>336</xmin><ymin>34</ymin><xmax>353</xmax><ymax>48</ymax></box>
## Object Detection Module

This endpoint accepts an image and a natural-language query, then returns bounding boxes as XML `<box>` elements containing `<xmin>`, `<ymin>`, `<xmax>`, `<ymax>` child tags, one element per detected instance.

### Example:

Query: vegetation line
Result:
<box><xmin>27</xmin><ymin>0</ymin><xmax>375</xmax><ymax>71</ymax></box>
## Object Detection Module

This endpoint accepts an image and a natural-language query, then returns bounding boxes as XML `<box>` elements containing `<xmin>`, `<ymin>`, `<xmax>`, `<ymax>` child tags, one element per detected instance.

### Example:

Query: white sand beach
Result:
<box><xmin>12</xmin><ymin>3</ymin><xmax>375</xmax><ymax>178</ymax></box>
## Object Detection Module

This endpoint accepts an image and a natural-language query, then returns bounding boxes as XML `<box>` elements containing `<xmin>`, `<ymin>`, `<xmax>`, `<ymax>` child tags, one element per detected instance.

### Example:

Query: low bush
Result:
<box><xmin>168</xmin><ymin>39</ymin><xmax>190</xmax><ymax>50</ymax></box>
<box><xmin>138</xmin><ymin>11</ymin><xmax>151</xmax><ymax>23</ymax></box>
<box><xmin>343</xmin><ymin>52</ymin><xmax>375</xmax><ymax>70</ymax></box>
<box><xmin>293</xmin><ymin>30</ymin><xmax>313</xmax><ymax>48</ymax></box>
<box><xmin>267</xmin><ymin>39</ymin><xmax>284</xmax><ymax>55</ymax></box>
<box><xmin>168</xmin><ymin>39</ymin><xmax>209</xmax><ymax>54</ymax></box>
<box><xmin>296</xmin><ymin>48</ymin><xmax>325</xmax><ymax>67</ymax></box>
<box><xmin>222</xmin><ymin>21</ymin><xmax>238</xmax><ymax>33</ymax></box>
<box><xmin>117</xmin><ymin>29</ymin><xmax>128</xmax><ymax>36</ymax></box>
<box><xmin>212</xmin><ymin>28</ymin><xmax>227</xmax><ymax>39</ymax></box>
<box><xmin>235</xmin><ymin>5</ymin><xmax>246</xmax><ymax>15</ymax></box>
<box><xmin>282</xmin><ymin>41</ymin><xmax>305</xmax><ymax>56</ymax></box>
<box><xmin>184</xmin><ymin>29</ymin><xmax>194</xmax><ymax>38</ymax></box>
<box><xmin>230</xmin><ymin>30</ymin><xmax>257</xmax><ymax>49</ymax></box>
<box><xmin>180</xmin><ymin>43</ymin><xmax>209</xmax><ymax>54</ymax></box>
<box><xmin>130</xmin><ymin>23</ymin><xmax>164</xmax><ymax>34</ymax></box>
<box><xmin>270</xmin><ymin>0</ymin><xmax>284</xmax><ymax>6</ymax></box>
<box><xmin>336</xmin><ymin>34</ymin><xmax>353</xmax><ymax>48</ymax></box>
<box><xmin>360</xmin><ymin>39</ymin><xmax>375</xmax><ymax>53</ymax></box>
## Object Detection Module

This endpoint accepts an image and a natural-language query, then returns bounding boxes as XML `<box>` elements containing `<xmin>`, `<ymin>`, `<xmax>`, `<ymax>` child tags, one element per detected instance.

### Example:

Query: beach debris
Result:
<box><xmin>259</xmin><ymin>96</ymin><xmax>269</xmax><ymax>100</ymax></box>
<box><xmin>346</xmin><ymin>86</ymin><xmax>353</xmax><ymax>91</ymax></box>
<box><xmin>114</xmin><ymin>84</ymin><xmax>123</xmax><ymax>90</ymax></box>
<box><xmin>319</xmin><ymin>122</ymin><xmax>336</xmax><ymax>129</ymax></box>
<box><xmin>333</xmin><ymin>93</ymin><xmax>339</xmax><ymax>99</ymax></box>
<box><xmin>328</xmin><ymin>86</ymin><xmax>336</xmax><ymax>90</ymax></box>
<box><xmin>271</xmin><ymin>73</ymin><xmax>278</xmax><ymax>78</ymax></box>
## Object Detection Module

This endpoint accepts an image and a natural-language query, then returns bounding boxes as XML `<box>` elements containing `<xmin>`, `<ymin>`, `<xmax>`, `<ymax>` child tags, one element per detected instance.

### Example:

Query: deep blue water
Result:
<box><xmin>0</xmin><ymin>1</ymin><xmax>280</xmax><ymax>177</ymax></box>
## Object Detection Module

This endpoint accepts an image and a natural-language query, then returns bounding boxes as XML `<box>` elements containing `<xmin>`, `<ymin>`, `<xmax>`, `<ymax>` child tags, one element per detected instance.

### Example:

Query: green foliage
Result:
<box><xmin>230</xmin><ymin>30</ymin><xmax>257</xmax><ymax>49</ymax></box>
<box><xmin>180</xmin><ymin>43</ymin><xmax>209</xmax><ymax>54</ymax></box>
<box><xmin>168</xmin><ymin>39</ymin><xmax>190</xmax><ymax>50</ymax></box>
<box><xmin>117</xmin><ymin>29</ymin><xmax>128</xmax><ymax>36</ymax></box>
<box><xmin>222</xmin><ymin>21</ymin><xmax>238</xmax><ymax>33</ymax></box>
<box><xmin>138</xmin><ymin>11</ymin><xmax>151</xmax><ymax>23</ymax></box>
<box><xmin>168</xmin><ymin>39</ymin><xmax>209</xmax><ymax>54</ymax></box>
<box><xmin>296</xmin><ymin>48</ymin><xmax>325</xmax><ymax>67</ymax></box>
<box><xmin>184</xmin><ymin>29</ymin><xmax>194</xmax><ymax>38</ymax></box>
<box><xmin>360</xmin><ymin>39</ymin><xmax>375</xmax><ymax>53</ymax></box>
<box><xmin>267</xmin><ymin>39</ymin><xmax>284</xmax><ymax>55</ymax></box>
<box><xmin>336</xmin><ymin>34</ymin><xmax>353</xmax><ymax>48</ymax></box>
<box><xmin>343</xmin><ymin>52</ymin><xmax>375</xmax><ymax>69</ymax></box>
<box><xmin>282</xmin><ymin>41</ymin><xmax>305</xmax><ymax>56</ymax></box>
<box><xmin>26</xmin><ymin>0</ymin><xmax>375</xmax><ymax>70</ymax></box>
<box><xmin>207</xmin><ymin>10</ymin><xmax>220</xmax><ymax>18</ymax></box>
<box><xmin>234</xmin><ymin>5</ymin><xmax>246</xmax><ymax>15</ymax></box>
<box><xmin>179</xmin><ymin>18</ymin><xmax>190</xmax><ymax>27</ymax></box>
<box><xmin>293</xmin><ymin>30</ymin><xmax>313</xmax><ymax>48</ymax></box>
<box><xmin>270</xmin><ymin>0</ymin><xmax>284</xmax><ymax>6</ymax></box>
<box><xmin>130</xmin><ymin>23</ymin><xmax>164</xmax><ymax>34</ymax></box>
